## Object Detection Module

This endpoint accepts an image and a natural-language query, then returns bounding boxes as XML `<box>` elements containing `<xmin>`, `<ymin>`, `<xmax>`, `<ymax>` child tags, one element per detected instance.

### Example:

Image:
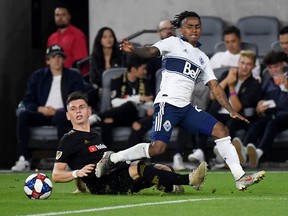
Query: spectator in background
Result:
<box><xmin>11</xmin><ymin>45</ymin><xmax>85</xmax><ymax>172</ymax></box>
<box><xmin>89</xmin><ymin>55</ymin><xmax>153</xmax><ymax>147</ymax></box>
<box><xmin>210</xmin><ymin>26</ymin><xmax>260</xmax><ymax>80</ymax></box>
<box><xmin>88</xmin><ymin>27</ymin><xmax>126</xmax><ymax>111</ymax></box>
<box><xmin>278</xmin><ymin>26</ymin><xmax>288</xmax><ymax>55</ymax></box>
<box><xmin>233</xmin><ymin>51</ymin><xmax>288</xmax><ymax>168</ymax></box>
<box><xmin>190</xmin><ymin>50</ymin><xmax>261</xmax><ymax>166</ymax></box>
<box><xmin>47</xmin><ymin>5</ymin><xmax>88</xmax><ymax>74</ymax></box>
<box><xmin>146</xmin><ymin>20</ymin><xmax>176</xmax><ymax>95</ymax></box>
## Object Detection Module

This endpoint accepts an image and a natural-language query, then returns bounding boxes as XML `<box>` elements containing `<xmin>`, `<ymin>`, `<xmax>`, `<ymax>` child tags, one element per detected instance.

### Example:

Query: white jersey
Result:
<box><xmin>210</xmin><ymin>50</ymin><xmax>261</xmax><ymax>79</ymax></box>
<box><xmin>153</xmin><ymin>36</ymin><xmax>217</xmax><ymax>107</ymax></box>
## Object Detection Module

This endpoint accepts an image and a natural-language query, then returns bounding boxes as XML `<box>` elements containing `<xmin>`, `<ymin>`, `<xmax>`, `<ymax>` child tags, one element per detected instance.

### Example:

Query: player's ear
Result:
<box><xmin>66</xmin><ymin>112</ymin><xmax>71</xmax><ymax>121</ymax></box>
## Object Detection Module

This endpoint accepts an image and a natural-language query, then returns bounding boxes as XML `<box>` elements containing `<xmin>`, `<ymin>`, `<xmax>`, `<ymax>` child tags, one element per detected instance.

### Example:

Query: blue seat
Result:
<box><xmin>199</xmin><ymin>16</ymin><xmax>225</xmax><ymax>57</ymax></box>
<box><xmin>237</xmin><ymin>16</ymin><xmax>280</xmax><ymax>57</ymax></box>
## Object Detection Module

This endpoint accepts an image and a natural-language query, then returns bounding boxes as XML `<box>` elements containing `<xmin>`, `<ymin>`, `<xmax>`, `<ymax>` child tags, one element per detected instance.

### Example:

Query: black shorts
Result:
<box><xmin>83</xmin><ymin>162</ymin><xmax>153</xmax><ymax>194</ymax></box>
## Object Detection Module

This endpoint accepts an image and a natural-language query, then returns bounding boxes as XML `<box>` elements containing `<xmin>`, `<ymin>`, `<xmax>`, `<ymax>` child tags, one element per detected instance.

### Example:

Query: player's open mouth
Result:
<box><xmin>76</xmin><ymin>115</ymin><xmax>83</xmax><ymax>120</ymax></box>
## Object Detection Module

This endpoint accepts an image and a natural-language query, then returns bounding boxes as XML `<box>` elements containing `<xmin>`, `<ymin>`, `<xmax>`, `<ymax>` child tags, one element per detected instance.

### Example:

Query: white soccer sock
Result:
<box><xmin>256</xmin><ymin>148</ymin><xmax>264</xmax><ymax>159</ymax></box>
<box><xmin>110</xmin><ymin>143</ymin><xmax>151</xmax><ymax>163</ymax></box>
<box><xmin>215</xmin><ymin>136</ymin><xmax>245</xmax><ymax>181</ymax></box>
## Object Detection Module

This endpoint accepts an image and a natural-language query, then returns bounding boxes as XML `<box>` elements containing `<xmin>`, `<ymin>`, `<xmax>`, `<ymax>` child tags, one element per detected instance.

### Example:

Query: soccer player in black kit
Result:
<box><xmin>52</xmin><ymin>91</ymin><xmax>207</xmax><ymax>194</ymax></box>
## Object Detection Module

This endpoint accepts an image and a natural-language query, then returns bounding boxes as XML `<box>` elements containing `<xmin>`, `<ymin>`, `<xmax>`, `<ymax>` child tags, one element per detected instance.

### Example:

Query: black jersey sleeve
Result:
<box><xmin>55</xmin><ymin>133</ymin><xmax>75</xmax><ymax>163</ymax></box>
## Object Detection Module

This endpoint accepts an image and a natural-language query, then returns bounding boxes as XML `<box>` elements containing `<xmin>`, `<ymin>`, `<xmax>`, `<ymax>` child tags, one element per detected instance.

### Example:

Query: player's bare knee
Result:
<box><xmin>128</xmin><ymin>163</ymin><xmax>140</xmax><ymax>180</ymax></box>
<box><xmin>153</xmin><ymin>163</ymin><xmax>172</xmax><ymax>172</ymax></box>
<box><xmin>149</xmin><ymin>141</ymin><xmax>167</xmax><ymax>156</ymax></box>
<box><xmin>212</xmin><ymin>122</ymin><xmax>230</xmax><ymax>139</ymax></box>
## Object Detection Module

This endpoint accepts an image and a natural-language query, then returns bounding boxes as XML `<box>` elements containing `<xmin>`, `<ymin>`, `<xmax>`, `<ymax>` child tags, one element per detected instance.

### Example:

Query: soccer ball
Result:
<box><xmin>24</xmin><ymin>173</ymin><xmax>53</xmax><ymax>199</ymax></box>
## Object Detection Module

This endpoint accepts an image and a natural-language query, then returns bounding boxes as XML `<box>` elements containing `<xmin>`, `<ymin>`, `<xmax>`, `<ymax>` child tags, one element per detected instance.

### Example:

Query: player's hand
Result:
<box><xmin>77</xmin><ymin>164</ymin><xmax>95</xmax><ymax>177</ymax></box>
<box><xmin>119</xmin><ymin>38</ymin><xmax>135</xmax><ymax>52</ymax></box>
<box><xmin>229</xmin><ymin>111</ymin><xmax>250</xmax><ymax>124</ymax></box>
<box><xmin>256</xmin><ymin>100</ymin><xmax>269</xmax><ymax>117</ymax></box>
<box><xmin>140</xmin><ymin>95</ymin><xmax>154</xmax><ymax>103</ymax></box>
<box><xmin>226</xmin><ymin>68</ymin><xmax>237</xmax><ymax>87</ymax></box>
<box><xmin>38</xmin><ymin>106</ymin><xmax>56</xmax><ymax>116</ymax></box>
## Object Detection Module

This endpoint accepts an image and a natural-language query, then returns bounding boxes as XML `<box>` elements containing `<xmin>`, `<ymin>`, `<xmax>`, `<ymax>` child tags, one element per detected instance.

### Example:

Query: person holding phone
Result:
<box><xmin>233</xmin><ymin>51</ymin><xmax>288</xmax><ymax>168</ymax></box>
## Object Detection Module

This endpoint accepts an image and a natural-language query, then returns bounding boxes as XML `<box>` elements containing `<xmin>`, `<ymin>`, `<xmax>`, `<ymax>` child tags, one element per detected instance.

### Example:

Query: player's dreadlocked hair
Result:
<box><xmin>171</xmin><ymin>11</ymin><xmax>201</xmax><ymax>28</ymax></box>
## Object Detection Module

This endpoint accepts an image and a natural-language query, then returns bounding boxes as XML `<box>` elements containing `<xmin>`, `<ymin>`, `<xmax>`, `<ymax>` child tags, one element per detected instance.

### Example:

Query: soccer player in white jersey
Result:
<box><xmin>96</xmin><ymin>11</ymin><xmax>265</xmax><ymax>191</ymax></box>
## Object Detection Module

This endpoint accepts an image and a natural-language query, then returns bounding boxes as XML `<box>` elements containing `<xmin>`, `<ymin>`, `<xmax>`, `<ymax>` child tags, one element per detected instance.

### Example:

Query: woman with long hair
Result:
<box><xmin>88</xmin><ymin>27</ymin><xmax>126</xmax><ymax>111</ymax></box>
<box><xmin>90</xmin><ymin>27</ymin><xmax>126</xmax><ymax>88</ymax></box>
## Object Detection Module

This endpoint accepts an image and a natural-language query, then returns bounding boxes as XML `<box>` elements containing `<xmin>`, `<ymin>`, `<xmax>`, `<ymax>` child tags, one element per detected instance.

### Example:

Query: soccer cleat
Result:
<box><xmin>236</xmin><ymin>171</ymin><xmax>266</xmax><ymax>191</ymax></box>
<box><xmin>247</xmin><ymin>143</ymin><xmax>258</xmax><ymax>168</ymax></box>
<box><xmin>172</xmin><ymin>185</ymin><xmax>185</xmax><ymax>194</ymax></box>
<box><xmin>232</xmin><ymin>137</ymin><xmax>247</xmax><ymax>166</ymax></box>
<box><xmin>189</xmin><ymin>161</ymin><xmax>207</xmax><ymax>190</ymax></box>
<box><xmin>11</xmin><ymin>156</ymin><xmax>30</xmax><ymax>172</ymax></box>
<box><xmin>172</xmin><ymin>153</ymin><xmax>186</xmax><ymax>171</ymax></box>
<box><xmin>188</xmin><ymin>149</ymin><xmax>205</xmax><ymax>163</ymax></box>
<box><xmin>89</xmin><ymin>114</ymin><xmax>102</xmax><ymax>126</ymax></box>
<box><xmin>95</xmin><ymin>151</ymin><xmax>114</xmax><ymax>178</ymax></box>
<box><xmin>73</xmin><ymin>178</ymin><xmax>87</xmax><ymax>193</ymax></box>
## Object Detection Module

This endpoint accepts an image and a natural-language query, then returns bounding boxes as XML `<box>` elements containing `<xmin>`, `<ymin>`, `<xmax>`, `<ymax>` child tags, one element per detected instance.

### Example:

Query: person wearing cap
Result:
<box><xmin>47</xmin><ymin>4</ymin><xmax>88</xmax><ymax>73</ymax></box>
<box><xmin>11</xmin><ymin>44</ymin><xmax>85</xmax><ymax>172</ymax></box>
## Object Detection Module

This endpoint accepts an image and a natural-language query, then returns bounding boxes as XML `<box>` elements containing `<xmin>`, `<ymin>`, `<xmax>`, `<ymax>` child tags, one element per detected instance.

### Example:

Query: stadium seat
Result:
<box><xmin>271</xmin><ymin>41</ymin><xmax>283</xmax><ymax>51</ymax></box>
<box><xmin>236</xmin><ymin>16</ymin><xmax>280</xmax><ymax>58</ymax></box>
<box><xmin>99</xmin><ymin>67</ymin><xmax>133</xmax><ymax>149</ymax></box>
<box><xmin>212</xmin><ymin>67</ymin><xmax>230</xmax><ymax>79</ymax></box>
<box><xmin>100</xmin><ymin>68</ymin><xmax>127</xmax><ymax>112</ymax></box>
<box><xmin>214</xmin><ymin>41</ymin><xmax>259</xmax><ymax>56</ymax></box>
<box><xmin>15</xmin><ymin>104</ymin><xmax>59</xmax><ymax>169</ymax></box>
<box><xmin>199</xmin><ymin>16</ymin><xmax>225</xmax><ymax>57</ymax></box>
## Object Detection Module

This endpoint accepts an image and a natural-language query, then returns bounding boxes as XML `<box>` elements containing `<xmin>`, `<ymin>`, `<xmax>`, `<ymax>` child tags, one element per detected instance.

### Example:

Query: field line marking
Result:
<box><xmin>19</xmin><ymin>196</ymin><xmax>288</xmax><ymax>216</ymax></box>
<box><xmin>19</xmin><ymin>197</ymin><xmax>225</xmax><ymax>216</ymax></box>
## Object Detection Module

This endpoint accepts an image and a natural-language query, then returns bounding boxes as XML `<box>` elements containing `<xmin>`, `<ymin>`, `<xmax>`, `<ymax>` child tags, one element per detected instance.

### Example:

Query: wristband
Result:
<box><xmin>229</xmin><ymin>92</ymin><xmax>237</xmax><ymax>96</ymax></box>
<box><xmin>72</xmin><ymin>170</ymin><xmax>78</xmax><ymax>178</ymax></box>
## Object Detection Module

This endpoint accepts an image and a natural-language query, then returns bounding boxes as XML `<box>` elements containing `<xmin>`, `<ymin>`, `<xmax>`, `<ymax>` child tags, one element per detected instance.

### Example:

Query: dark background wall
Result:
<box><xmin>0</xmin><ymin>0</ymin><xmax>88</xmax><ymax>168</ymax></box>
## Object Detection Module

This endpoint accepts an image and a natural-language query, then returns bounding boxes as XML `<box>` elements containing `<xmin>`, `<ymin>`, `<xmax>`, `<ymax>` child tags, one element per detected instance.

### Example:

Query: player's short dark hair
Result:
<box><xmin>126</xmin><ymin>54</ymin><xmax>147</xmax><ymax>71</ymax></box>
<box><xmin>171</xmin><ymin>11</ymin><xmax>201</xmax><ymax>28</ymax></box>
<box><xmin>223</xmin><ymin>26</ymin><xmax>241</xmax><ymax>39</ymax></box>
<box><xmin>66</xmin><ymin>91</ymin><xmax>88</xmax><ymax>106</ymax></box>
<box><xmin>55</xmin><ymin>1</ymin><xmax>72</xmax><ymax>14</ymax></box>
<box><xmin>263</xmin><ymin>50</ymin><xmax>288</xmax><ymax>66</ymax></box>
<box><xmin>279</xmin><ymin>26</ymin><xmax>288</xmax><ymax>36</ymax></box>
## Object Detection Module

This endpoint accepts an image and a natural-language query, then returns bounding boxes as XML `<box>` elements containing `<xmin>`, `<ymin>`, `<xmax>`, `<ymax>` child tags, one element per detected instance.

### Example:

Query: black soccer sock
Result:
<box><xmin>138</xmin><ymin>162</ymin><xmax>189</xmax><ymax>186</ymax></box>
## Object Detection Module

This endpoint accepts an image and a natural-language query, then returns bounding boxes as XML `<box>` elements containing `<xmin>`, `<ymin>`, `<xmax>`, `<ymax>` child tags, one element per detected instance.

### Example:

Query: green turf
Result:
<box><xmin>0</xmin><ymin>171</ymin><xmax>287</xmax><ymax>216</ymax></box>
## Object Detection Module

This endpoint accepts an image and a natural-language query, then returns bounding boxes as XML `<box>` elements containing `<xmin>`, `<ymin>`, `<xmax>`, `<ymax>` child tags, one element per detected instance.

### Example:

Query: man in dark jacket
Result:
<box><xmin>233</xmin><ymin>51</ymin><xmax>288</xmax><ymax>168</ymax></box>
<box><xmin>11</xmin><ymin>44</ymin><xmax>85</xmax><ymax>171</ymax></box>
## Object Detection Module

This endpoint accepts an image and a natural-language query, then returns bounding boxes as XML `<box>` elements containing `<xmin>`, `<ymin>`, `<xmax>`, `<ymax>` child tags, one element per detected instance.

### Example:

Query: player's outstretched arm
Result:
<box><xmin>52</xmin><ymin>163</ymin><xmax>95</xmax><ymax>183</ymax></box>
<box><xmin>208</xmin><ymin>80</ymin><xmax>250</xmax><ymax>123</ymax></box>
<box><xmin>120</xmin><ymin>38</ymin><xmax>160</xmax><ymax>58</ymax></box>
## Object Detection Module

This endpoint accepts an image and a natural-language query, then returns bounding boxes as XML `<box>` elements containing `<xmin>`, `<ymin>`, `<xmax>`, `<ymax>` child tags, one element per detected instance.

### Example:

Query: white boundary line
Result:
<box><xmin>19</xmin><ymin>196</ymin><xmax>288</xmax><ymax>216</ymax></box>
<box><xmin>20</xmin><ymin>198</ymin><xmax>225</xmax><ymax>216</ymax></box>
